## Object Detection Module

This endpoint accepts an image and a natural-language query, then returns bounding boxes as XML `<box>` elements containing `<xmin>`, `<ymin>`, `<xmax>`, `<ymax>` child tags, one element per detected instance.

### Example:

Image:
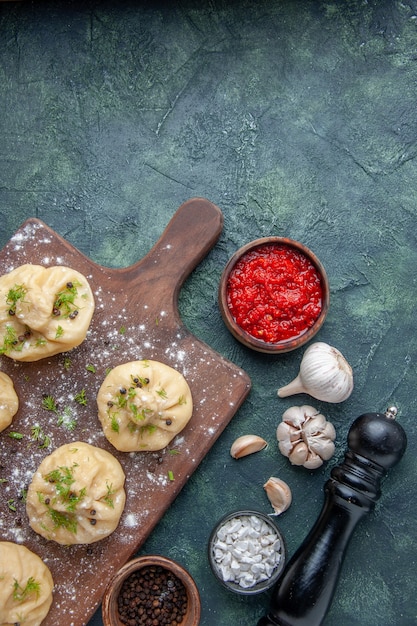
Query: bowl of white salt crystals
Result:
<box><xmin>208</xmin><ymin>510</ymin><xmax>286</xmax><ymax>595</ymax></box>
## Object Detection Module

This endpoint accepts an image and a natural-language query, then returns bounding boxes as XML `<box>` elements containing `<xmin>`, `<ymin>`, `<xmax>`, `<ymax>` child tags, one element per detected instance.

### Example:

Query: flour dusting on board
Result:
<box><xmin>0</xmin><ymin>216</ymin><xmax>251</xmax><ymax>626</ymax></box>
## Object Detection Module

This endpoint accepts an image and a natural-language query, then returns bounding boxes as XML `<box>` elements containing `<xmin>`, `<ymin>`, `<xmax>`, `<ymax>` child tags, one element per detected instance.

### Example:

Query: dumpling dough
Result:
<box><xmin>97</xmin><ymin>359</ymin><xmax>193</xmax><ymax>452</ymax></box>
<box><xmin>0</xmin><ymin>263</ymin><xmax>95</xmax><ymax>361</ymax></box>
<box><xmin>0</xmin><ymin>541</ymin><xmax>53</xmax><ymax>626</ymax></box>
<box><xmin>26</xmin><ymin>441</ymin><xmax>126</xmax><ymax>545</ymax></box>
<box><xmin>0</xmin><ymin>371</ymin><xmax>19</xmax><ymax>432</ymax></box>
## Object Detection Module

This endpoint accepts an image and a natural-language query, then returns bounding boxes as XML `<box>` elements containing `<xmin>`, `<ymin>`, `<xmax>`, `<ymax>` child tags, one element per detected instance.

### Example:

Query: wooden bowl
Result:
<box><xmin>102</xmin><ymin>555</ymin><xmax>201</xmax><ymax>626</ymax></box>
<box><xmin>219</xmin><ymin>237</ymin><xmax>329</xmax><ymax>354</ymax></box>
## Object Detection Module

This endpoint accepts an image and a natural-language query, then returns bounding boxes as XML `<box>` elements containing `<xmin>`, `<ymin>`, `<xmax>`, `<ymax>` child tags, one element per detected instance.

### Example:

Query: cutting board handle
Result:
<box><xmin>121</xmin><ymin>197</ymin><xmax>224</xmax><ymax>314</ymax></box>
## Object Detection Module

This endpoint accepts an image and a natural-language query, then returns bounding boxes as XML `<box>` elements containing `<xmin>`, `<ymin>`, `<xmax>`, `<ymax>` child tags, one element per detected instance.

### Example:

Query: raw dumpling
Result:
<box><xmin>0</xmin><ymin>541</ymin><xmax>53</xmax><ymax>626</ymax></box>
<box><xmin>0</xmin><ymin>263</ymin><xmax>95</xmax><ymax>361</ymax></box>
<box><xmin>26</xmin><ymin>441</ymin><xmax>126</xmax><ymax>545</ymax></box>
<box><xmin>0</xmin><ymin>371</ymin><xmax>19</xmax><ymax>432</ymax></box>
<box><xmin>97</xmin><ymin>359</ymin><xmax>193</xmax><ymax>452</ymax></box>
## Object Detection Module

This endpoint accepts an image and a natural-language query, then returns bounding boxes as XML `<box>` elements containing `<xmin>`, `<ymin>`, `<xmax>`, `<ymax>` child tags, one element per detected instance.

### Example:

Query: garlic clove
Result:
<box><xmin>263</xmin><ymin>477</ymin><xmax>292</xmax><ymax>515</ymax></box>
<box><xmin>288</xmin><ymin>441</ymin><xmax>309</xmax><ymax>466</ymax></box>
<box><xmin>301</xmin><ymin>413</ymin><xmax>327</xmax><ymax>436</ymax></box>
<box><xmin>277</xmin><ymin>421</ymin><xmax>302</xmax><ymax>457</ymax></box>
<box><xmin>303</xmin><ymin>451</ymin><xmax>324</xmax><ymax>470</ymax></box>
<box><xmin>276</xmin><ymin>421</ymin><xmax>300</xmax><ymax>443</ymax></box>
<box><xmin>281</xmin><ymin>405</ymin><xmax>318</xmax><ymax>428</ymax></box>
<box><xmin>309</xmin><ymin>437</ymin><xmax>335</xmax><ymax>461</ymax></box>
<box><xmin>277</xmin><ymin>342</ymin><xmax>353</xmax><ymax>403</ymax></box>
<box><xmin>322</xmin><ymin>421</ymin><xmax>336</xmax><ymax>440</ymax></box>
<box><xmin>230</xmin><ymin>434</ymin><xmax>268</xmax><ymax>459</ymax></box>
<box><xmin>278</xmin><ymin>438</ymin><xmax>293</xmax><ymax>457</ymax></box>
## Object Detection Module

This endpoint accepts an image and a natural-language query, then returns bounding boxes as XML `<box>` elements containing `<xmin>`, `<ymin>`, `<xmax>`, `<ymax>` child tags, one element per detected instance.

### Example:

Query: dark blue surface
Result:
<box><xmin>0</xmin><ymin>1</ymin><xmax>416</xmax><ymax>624</ymax></box>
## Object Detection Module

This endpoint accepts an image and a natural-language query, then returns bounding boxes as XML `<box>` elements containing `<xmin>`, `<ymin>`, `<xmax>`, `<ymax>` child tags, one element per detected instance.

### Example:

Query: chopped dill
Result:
<box><xmin>53</xmin><ymin>281</ymin><xmax>82</xmax><ymax>318</ymax></box>
<box><xmin>140</xmin><ymin>424</ymin><xmax>157</xmax><ymax>437</ymax></box>
<box><xmin>56</xmin><ymin>406</ymin><xmax>77</xmax><ymax>431</ymax></box>
<box><xmin>48</xmin><ymin>508</ymin><xmax>78</xmax><ymax>534</ymax></box>
<box><xmin>8</xmin><ymin>431</ymin><xmax>24</xmax><ymax>440</ymax></box>
<box><xmin>13</xmin><ymin>577</ymin><xmax>41</xmax><ymax>602</ymax></box>
<box><xmin>102</xmin><ymin>482</ymin><xmax>115</xmax><ymax>508</ymax></box>
<box><xmin>0</xmin><ymin>325</ymin><xmax>24</xmax><ymax>355</ymax></box>
<box><xmin>110</xmin><ymin>413</ymin><xmax>120</xmax><ymax>433</ymax></box>
<box><xmin>130</xmin><ymin>406</ymin><xmax>151</xmax><ymax>421</ymax></box>
<box><xmin>43</xmin><ymin>464</ymin><xmax>86</xmax><ymax>513</ymax></box>
<box><xmin>42</xmin><ymin>395</ymin><xmax>58</xmax><ymax>413</ymax></box>
<box><xmin>42</xmin><ymin>396</ymin><xmax>77</xmax><ymax>430</ymax></box>
<box><xmin>74</xmin><ymin>389</ymin><xmax>88</xmax><ymax>406</ymax></box>
<box><xmin>6</xmin><ymin>284</ymin><xmax>27</xmax><ymax>315</ymax></box>
<box><xmin>31</xmin><ymin>425</ymin><xmax>51</xmax><ymax>449</ymax></box>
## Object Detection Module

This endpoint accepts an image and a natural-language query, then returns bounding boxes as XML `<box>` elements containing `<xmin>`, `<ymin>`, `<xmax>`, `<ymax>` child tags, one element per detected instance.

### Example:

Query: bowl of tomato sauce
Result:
<box><xmin>219</xmin><ymin>237</ymin><xmax>329</xmax><ymax>354</ymax></box>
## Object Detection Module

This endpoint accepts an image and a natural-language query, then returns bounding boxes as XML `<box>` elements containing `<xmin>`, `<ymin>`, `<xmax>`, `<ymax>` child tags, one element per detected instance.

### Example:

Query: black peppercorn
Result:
<box><xmin>117</xmin><ymin>565</ymin><xmax>188</xmax><ymax>626</ymax></box>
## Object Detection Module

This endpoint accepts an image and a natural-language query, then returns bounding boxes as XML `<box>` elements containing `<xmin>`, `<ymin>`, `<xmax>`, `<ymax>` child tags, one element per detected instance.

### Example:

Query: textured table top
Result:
<box><xmin>0</xmin><ymin>1</ymin><xmax>416</xmax><ymax>625</ymax></box>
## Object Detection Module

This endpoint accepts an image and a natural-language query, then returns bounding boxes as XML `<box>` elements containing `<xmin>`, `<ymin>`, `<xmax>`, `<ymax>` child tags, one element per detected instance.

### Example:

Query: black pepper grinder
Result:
<box><xmin>257</xmin><ymin>407</ymin><xmax>407</xmax><ymax>626</ymax></box>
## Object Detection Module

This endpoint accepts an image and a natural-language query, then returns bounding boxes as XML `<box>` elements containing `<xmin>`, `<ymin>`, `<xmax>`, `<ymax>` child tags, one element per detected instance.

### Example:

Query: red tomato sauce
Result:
<box><xmin>226</xmin><ymin>243</ymin><xmax>323</xmax><ymax>344</ymax></box>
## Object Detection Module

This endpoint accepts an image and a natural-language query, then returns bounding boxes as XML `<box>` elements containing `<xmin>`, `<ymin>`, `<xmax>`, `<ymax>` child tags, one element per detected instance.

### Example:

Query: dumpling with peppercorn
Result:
<box><xmin>97</xmin><ymin>359</ymin><xmax>193</xmax><ymax>452</ymax></box>
<box><xmin>0</xmin><ymin>263</ymin><xmax>95</xmax><ymax>361</ymax></box>
<box><xmin>0</xmin><ymin>370</ymin><xmax>19</xmax><ymax>432</ymax></box>
<box><xmin>0</xmin><ymin>541</ymin><xmax>54</xmax><ymax>626</ymax></box>
<box><xmin>26</xmin><ymin>441</ymin><xmax>126</xmax><ymax>545</ymax></box>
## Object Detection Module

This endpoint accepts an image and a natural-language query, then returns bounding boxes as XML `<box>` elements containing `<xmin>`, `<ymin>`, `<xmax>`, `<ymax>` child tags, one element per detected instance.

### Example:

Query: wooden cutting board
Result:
<box><xmin>0</xmin><ymin>197</ymin><xmax>251</xmax><ymax>625</ymax></box>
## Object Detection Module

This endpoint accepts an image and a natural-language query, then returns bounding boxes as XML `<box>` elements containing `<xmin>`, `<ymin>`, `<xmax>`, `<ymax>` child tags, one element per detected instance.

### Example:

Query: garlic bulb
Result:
<box><xmin>263</xmin><ymin>477</ymin><xmax>292</xmax><ymax>515</ymax></box>
<box><xmin>277</xmin><ymin>342</ymin><xmax>353</xmax><ymax>403</ymax></box>
<box><xmin>277</xmin><ymin>405</ymin><xmax>336</xmax><ymax>469</ymax></box>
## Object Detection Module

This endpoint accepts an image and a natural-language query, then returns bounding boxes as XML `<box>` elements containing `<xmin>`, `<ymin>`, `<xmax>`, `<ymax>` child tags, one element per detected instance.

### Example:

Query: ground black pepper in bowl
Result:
<box><xmin>117</xmin><ymin>564</ymin><xmax>188</xmax><ymax>625</ymax></box>
<box><xmin>102</xmin><ymin>555</ymin><xmax>201</xmax><ymax>626</ymax></box>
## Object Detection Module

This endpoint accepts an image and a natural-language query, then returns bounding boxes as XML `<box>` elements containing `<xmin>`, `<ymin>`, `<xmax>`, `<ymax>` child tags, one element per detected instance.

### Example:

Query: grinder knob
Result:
<box><xmin>257</xmin><ymin>408</ymin><xmax>407</xmax><ymax>626</ymax></box>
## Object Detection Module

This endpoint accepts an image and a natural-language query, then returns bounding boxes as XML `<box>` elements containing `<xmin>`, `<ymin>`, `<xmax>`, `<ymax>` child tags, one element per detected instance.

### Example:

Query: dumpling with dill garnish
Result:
<box><xmin>0</xmin><ymin>371</ymin><xmax>19</xmax><ymax>432</ymax></box>
<box><xmin>97</xmin><ymin>359</ymin><xmax>193</xmax><ymax>452</ymax></box>
<box><xmin>26</xmin><ymin>441</ymin><xmax>126</xmax><ymax>545</ymax></box>
<box><xmin>0</xmin><ymin>541</ymin><xmax>54</xmax><ymax>626</ymax></box>
<box><xmin>0</xmin><ymin>263</ymin><xmax>95</xmax><ymax>362</ymax></box>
